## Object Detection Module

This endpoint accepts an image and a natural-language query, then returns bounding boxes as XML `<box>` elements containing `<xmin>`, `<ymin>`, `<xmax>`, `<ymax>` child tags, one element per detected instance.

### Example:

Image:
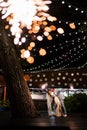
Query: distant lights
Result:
<box><xmin>61</xmin><ymin>1</ymin><xmax>65</xmax><ymax>4</ymax></box>
<box><xmin>68</xmin><ymin>5</ymin><xmax>71</xmax><ymax>8</ymax></box>
<box><xmin>75</xmin><ymin>8</ymin><xmax>78</xmax><ymax>11</ymax></box>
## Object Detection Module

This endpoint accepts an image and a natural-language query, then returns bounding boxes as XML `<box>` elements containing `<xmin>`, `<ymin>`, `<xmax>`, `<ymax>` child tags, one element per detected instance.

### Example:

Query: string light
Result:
<box><xmin>0</xmin><ymin>0</ymin><xmax>87</xmax><ymax>71</ymax></box>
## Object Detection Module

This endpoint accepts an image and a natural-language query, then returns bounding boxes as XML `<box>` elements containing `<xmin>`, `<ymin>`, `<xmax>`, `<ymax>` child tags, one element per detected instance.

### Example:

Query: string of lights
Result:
<box><xmin>0</xmin><ymin>0</ymin><xmax>87</xmax><ymax>73</ymax></box>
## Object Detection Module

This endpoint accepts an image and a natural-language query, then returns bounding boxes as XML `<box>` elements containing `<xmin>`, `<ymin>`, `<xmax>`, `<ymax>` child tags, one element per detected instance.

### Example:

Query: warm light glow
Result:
<box><xmin>24</xmin><ymin>50</ymin><xmax>30</xmax><ymax>58</ymax></box>
<box><xmin>24</xmin><ymin>74</ymin><xmax>30</xmax><ymax>81</ymax></box>
<box><xmin>28</xmin><ymin>46</ymin><xmax>33</xmax><ymax>51</ymax></box>
<box><xmin>20</xmin><ymin>49</ymin><xmax>25</xmax><ymax>53</ymax></box>
<box><xmin>47</xmin><ymin>35</ymin><xmax>52</xmax><ymax>40</ymax></box>
<box><xmin>57</xmin><ymin>27</ymin><xmax>64</xmax><ymax>34</ymax></box>
<box><xmin>69</xmin><ymin>23</ymin><xmax>76</xmax><ymax>29</ymax></box>
<box><xmin>26</xmin><ymin>56</ymin><xmax>34</xmax><ymax>64</ymax></box>
<box><xmin>30</xmin><ymin>42</ymin><xmax>35</xmax><ymax>48</ymax></box>
<box><xmin>0</xmin><ymin>0</ymin><xmax>57</xmax><ymax>45</ymax></box>
<box><xmin>0</xmin><ymin>0</ymin><xmax>58</xmax><ymax>64</ymax></box>
<box><xmin>39</xmin><ymin>48</ymin><xmax>46</xmax><ymax>56</ymax></box>
<box><xmin>5</xmin><ymin>25</ymin><xmax>9</xmax><ymax>29</ymax></box>
<box><xmin>43</xmin><ymin>31</ymin><xmax>49</xmax><ymax>36</ymax></box>
<box><xmin>37</xmin><ymin>35</ymin><xmax>43</xmax><ymax>41</ymax></box>
<box><xmin>20</xmin><ymin>49</ymin><xmax>30</xmax><ymax>58</ymax></box>
<box><xmin>20</xmin><ymin>53</ymin><xmax>24</xmax><ymax>58</ymax></box>
<box><xmin>50</xmin><ymin>25</ymin><xmax>56</xmax><ymax>31</ymax></box>
<box><xmin>44</xmin><ymin>26</ymin><xmax>51</xmax><ymax>32</ymax></box>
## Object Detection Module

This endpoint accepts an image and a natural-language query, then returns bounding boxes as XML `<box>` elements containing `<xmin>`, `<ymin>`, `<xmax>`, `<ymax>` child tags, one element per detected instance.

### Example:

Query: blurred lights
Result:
<box><xmin>69</xmin><ymin>23</ymin><xmax>76</xmax><ymax>29</ymax></box>
<box><xmin>24</xmin><ymin>74</ymin><xmax>30</xmax><ymax>81</ymax></box>
<box><xmin>57</xmin><ymin>27</ymin><xmax>64</xmax><ymax>34</ymax></box>
<box><xmin>24</xmin><ymin>50</ymin><xmax>30</xmax><ymax>58</ymax></box>
<box><xmin>26</xmin><ymin>56</ymin><xmax>34</xmax><ymax>64</ymax></box>
<box><xmin>0</xmin><ymin>0</ymin><xmax>57</xmax><ymax>45</ymax></box>
<box><xmin>39</xmin><ymin>48</ymin><xmax>46</xmax><ymax>56</ymax></box>
<box><xmin>0</xmin><ymin>0</ymin><xmax>86</xmax><ymax>68</ymax></box>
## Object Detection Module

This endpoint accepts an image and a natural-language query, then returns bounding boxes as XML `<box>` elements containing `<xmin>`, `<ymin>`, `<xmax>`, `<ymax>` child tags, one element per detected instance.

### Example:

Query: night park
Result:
<box><xmin>0</xmin><ymin>0</ymin><xmax>87</xmax><ymax>129</ymax></box>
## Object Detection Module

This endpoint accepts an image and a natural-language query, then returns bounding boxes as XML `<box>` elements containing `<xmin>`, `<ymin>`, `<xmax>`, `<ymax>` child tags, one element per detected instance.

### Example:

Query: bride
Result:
<box><xmin>48</xmin><ymin>88</ymin><xmax>64</xmax><ymax>117</ymax></box>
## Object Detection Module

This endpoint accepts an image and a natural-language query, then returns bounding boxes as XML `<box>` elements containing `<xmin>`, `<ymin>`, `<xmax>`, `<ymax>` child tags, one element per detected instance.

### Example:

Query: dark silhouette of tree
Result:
<box><xmin>0</xmin><ymin>22</ymin><xmax>38</xmax><ymax>118</ymax></box>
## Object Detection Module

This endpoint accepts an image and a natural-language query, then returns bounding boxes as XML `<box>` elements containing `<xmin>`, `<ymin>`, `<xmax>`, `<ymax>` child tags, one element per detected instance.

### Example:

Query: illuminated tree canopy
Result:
<box><xmin>0</xmin><ymin>0</ymin><xmax>87</xmax><ymax>72</ymax></box>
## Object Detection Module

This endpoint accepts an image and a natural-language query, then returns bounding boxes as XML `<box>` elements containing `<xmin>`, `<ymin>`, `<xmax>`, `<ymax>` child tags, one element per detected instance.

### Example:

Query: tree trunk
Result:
<box><xmin>0</xmin><ymin>22</ymin><xmax>38</xmax><ymax>118</ymax></box>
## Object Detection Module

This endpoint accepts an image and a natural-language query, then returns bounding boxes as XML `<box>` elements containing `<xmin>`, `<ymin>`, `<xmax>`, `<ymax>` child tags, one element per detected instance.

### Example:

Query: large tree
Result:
<box><xmin>0</xmin><ymin>22</ymin><xmax>38</xmax><ymax>118</ymax></box>
<box><xmin>0</xmin><ymin>0</ymin><xmax>57</xmax><ymax>119</ymax></box>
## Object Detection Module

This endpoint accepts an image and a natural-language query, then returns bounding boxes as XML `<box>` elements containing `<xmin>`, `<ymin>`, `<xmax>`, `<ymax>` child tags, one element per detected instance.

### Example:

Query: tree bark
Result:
<box><xmin>0</xmin><ymin>22</ymin><xmax>38</xmax><ymax>118</ymax></box>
